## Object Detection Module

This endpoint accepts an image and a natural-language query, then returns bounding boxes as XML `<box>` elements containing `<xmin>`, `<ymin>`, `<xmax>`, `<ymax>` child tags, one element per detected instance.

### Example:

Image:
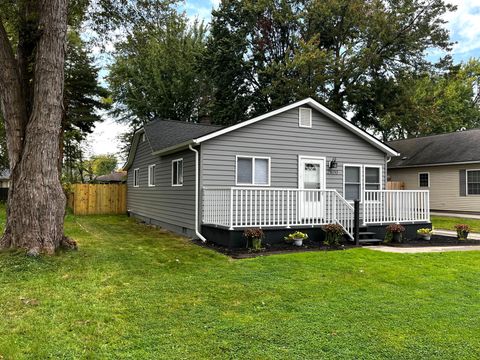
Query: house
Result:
<box><xmin>124</xmin><ymin>98</ymin><xmax>431</xmax><ymax>247</ymax></box>
<box><xmin>388</xmin><ymin>129</ymin><xmax>480</xmax><ymax>214</ymax></box>
<box><xmin>96</xmin><ymin>171</ymin><xmax>127</xmax><ymax>184</ymax></box>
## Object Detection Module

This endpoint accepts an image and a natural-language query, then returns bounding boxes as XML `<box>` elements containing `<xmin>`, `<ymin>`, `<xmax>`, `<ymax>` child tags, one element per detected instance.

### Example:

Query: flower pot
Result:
<box><xmin>392</xmin><ymin>232</ymin><xmax>403</xmax><ymax>243</ymax></box>
<box><xmin>418</xmin><ymin>233</ymin><xmax>431</xmax><ymax>241</ymax></box>
<box><xmin>251</xmin><ymin>238</ymin><xmax>262</xmax><ymax>250</ymax></box>
<box><xmin>457</xmin><ymin>231</ymin><xmax>469</xmax><ymax>241</ymax></box>
<box><xmin>293</xmin><ymin>238</ymin><xmax>303</xmax><ymax>246</ymax></box>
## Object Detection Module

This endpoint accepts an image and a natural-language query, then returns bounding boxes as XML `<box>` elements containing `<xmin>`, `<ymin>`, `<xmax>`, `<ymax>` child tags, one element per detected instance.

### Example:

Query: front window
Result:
<box><xmin>236</xmin><ymin>156</ymin><xmax>270</xmax><ymax>185</ymax></box>
<box><xmin>419</xmin><ymin>172</ymin><xmax>429</xmax><ymax>187</ymax></box>
<box><xmin>133</xmin><ymin>168</ymin><xmax>139</xmax><ymax>187</ymax></box>
<box><xmin>344</xmin><ymin>165</ymin><xmax>361</xmax><ymax>201</ymax></box>
<box><xmin>172</xmin><ymin>159</ymin><xmax>183</xmax><ymax>186</ymax></box>
<box><xmin>365</xmin><ymin>167</ymin><xmax>381</xmax><ymax>190</ymax></box>
<box><xmin>467</xmin><ymin>170</ymin><xmax>480</xmax><ymax>195</ymax></box>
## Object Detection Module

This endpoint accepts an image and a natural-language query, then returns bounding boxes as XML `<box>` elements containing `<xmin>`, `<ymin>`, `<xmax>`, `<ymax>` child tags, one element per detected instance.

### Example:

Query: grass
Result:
<box><xmin>431</xmin><ymin>216</ymin><xmax>480</xmax><ymax>233</ymax></box>
<box><xmin>1</xmin><ymin>210</ymin><xmax>480</xmax><ymax>359</ymax></box>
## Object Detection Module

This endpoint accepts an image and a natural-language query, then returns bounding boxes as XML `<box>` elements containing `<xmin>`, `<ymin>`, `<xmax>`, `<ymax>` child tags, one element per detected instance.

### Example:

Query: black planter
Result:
<box><xmin>392</xmin><ymin>232</ymin><xmax>403</xmax><ymax>243</ymax></box>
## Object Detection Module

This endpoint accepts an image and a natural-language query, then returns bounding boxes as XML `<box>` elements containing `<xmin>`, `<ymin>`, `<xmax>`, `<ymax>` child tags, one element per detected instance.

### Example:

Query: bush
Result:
<box><xmin>385</xmin><ymin>224</ymin><xmax>406</xmax><ymax>243</ymax></box>
<box><xmin>322</xmin><ymin>224</ymin><xmax>344</xmax><ymax>247</ymax></box>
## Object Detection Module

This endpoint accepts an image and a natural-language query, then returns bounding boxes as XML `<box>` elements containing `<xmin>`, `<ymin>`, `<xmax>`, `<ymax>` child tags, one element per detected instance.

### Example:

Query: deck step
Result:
<box><xmin>359</xmin><ymin>231</ymin><xmax>377</xmax><ymax>238</ymax></box>
<box><xmin>358</xmin><ymin>238</ymin><xmax>383</xmax><ymax>244</ymax></box>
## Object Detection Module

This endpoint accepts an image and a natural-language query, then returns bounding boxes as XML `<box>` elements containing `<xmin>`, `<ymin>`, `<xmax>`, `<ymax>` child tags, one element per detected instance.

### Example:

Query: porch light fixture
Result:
<box><xmin>329</xmin><ymin>158</ymin><xmax>338</xmax><ymax>169</ymax></box>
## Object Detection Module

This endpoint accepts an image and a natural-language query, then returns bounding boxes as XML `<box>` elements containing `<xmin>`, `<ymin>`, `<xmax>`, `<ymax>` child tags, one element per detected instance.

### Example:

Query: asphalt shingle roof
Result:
<box><xmin>144</xmin><ymin>119</ymin><xmax>223</xmax><ymax>153</ymax></box>
<box><xmin>388</xmin><ymin>129</ymin><xmax>480</xmax><ymax>168</ymax></box>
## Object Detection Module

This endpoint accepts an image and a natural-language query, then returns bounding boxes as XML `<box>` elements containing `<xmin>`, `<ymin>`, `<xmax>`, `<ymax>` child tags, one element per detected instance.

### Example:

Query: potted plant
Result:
<box><xmin>322</xmin><ymin>224</ymin><xmax>344</xmax><ymax>247</ymax></box>
<box><xmin>284</xmin><ymin>231</ymin><xmax>308</xmax><ymax>246</ymax></box>
<box><xmin>385</xmin><ymin>224</ymin><xmax>406</xmax><ymax>243</ymax></box>
<box><xmin>454</xmin><ymin>224</ymin><xmax>471</xmax><ymax>242</ymax></box>
<box><xmin>243</xmin><ymin>228</ymin><xmax>264</xmax><ymax>250</ymax></box>
<box><xmin>417</xmin><ymin>227</ymin><xmax>433</xmax><ymax>241</ymax></box>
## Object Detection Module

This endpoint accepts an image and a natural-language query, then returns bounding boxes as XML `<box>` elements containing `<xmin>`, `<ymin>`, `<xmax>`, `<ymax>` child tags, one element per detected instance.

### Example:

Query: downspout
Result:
<box><xmin>189</xmin><ymin>144</ymin><xmax>207</xmax><ymax>242</ymax></box>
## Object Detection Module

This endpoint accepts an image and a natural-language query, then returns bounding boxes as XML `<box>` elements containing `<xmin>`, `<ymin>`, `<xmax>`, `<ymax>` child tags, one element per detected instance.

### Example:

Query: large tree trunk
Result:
<box><xmin>0</xmin><ymin>0</ymin><xmax>72</xmax><ymax>255</ymax></box>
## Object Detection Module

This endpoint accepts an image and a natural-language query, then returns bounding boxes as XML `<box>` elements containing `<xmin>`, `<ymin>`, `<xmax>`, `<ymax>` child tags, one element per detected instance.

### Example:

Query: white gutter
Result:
<box><xmin>188</xmin><ymin>144</ymin><xmax>207</xmax><ymax>243</ymax></box>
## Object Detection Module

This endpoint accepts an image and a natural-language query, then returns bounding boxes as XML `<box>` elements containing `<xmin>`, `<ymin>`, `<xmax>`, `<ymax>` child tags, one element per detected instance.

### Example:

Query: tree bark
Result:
<box><xmin>0</xmin><ymin>0</ymin><xmax>72</xmax><ymax>255</ymax></box>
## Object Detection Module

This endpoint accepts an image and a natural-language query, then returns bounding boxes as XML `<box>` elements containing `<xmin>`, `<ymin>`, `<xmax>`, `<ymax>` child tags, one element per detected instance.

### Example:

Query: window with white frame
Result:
<box><xmin>418</xmin><ymin>172</ymin><xmax>429</xmax><ymax>187</ymax></box>
<box><xmin>344</xmin><ymin>165</ymin><xmax>361</xmax><ymax>201</ymax></box>
<box><xmin>148</xmin><ymin>164</ymin><xmax>156</xmax><ymax>187</ymax></box>
<box><xmin>141</xmin><ymin>133</ymin><xmax>146</xmax><ymax>142</ymax></box>
<box><xmin>172</xmin><ymin>159</ymin><xmax>183</xmax><ymax>186</ymax></box>
<box><xmin>299</xmin><ymin>107</ymin><xmax>312</xmax><ymax>128</ymax></box>
<box><xmin>365</xmin><ymin>166</ymin><xmax>381</xmax><ymax>190</ymax></box>
<box><xmin>133</xmin><ymin>168</ymin><xmax>139</xmax><ymax>187</ymax></box>
<box><xmin>467</xmin><ymin>170</ymin><xmax>480</xmax><ymax>195</ymax></box>
<box><xmin>236</xmin><ymin>156</ymin><xmax>270</xmax><ymax>185</ymax></box>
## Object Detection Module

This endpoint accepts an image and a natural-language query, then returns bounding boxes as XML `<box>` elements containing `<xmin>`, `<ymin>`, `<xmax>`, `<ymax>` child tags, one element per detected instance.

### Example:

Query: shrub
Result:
<box><xmin>385</xmin><ymin>224</ymin><xmax>406</xmax><ymax>243</ymax></box>
<box><xmin>455</xmin><ymin>224</ymin><xmax>471</xmax><ymax>241</ymax></box>
<box><xmin>322</xmin><ymin>224</ymin><xmax>344</xmax><ymax>247</ymax></box>
<box><xmin>243</xmin><ymin>228</ymin><xmax>264</xmax><ymax>250</ymax></box>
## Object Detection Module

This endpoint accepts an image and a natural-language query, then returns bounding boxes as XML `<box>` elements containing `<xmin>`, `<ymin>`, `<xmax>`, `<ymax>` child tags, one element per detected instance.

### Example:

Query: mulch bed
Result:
<box><xmin>386</xmin><ymin>235</ymin><xmax>480</xmax><ymax>247</ymax></box>
<box><xmin>192</xmin><ymin>238</ymin><xmax>359</xmax><ymax>259</ymax></box>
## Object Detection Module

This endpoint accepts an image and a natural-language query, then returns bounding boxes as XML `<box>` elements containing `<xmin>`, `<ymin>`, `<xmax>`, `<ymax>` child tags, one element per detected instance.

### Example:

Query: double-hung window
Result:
<box><xmin>236</xmin><ymin>156</ymin><xmax>270</xmax><ymax>186</ymax></box>
<box><xmin>365</xmin><ymin>166</ymin><xmax>381</xmax><ymax>190</ymax></box>
<box><xmin>172</xmin><ymin>159</ymin><xmax>183</xmax><ymax>186</ymax></box>
<box><xmin>467</xmin><ymin>170</ymin><xmax>480</xmax><ymax>195</ymax></box>
<box><xmin>344</xmin><ymin>165</ymin><xmax>361</xmax><ymax>201</ymax></box>
<box><xmin>418</xmin><ymin>172</ymin><xmax>429</xmax><ymax>187</ymax></box>
<box><xmin>148</xmin><ymin>164</ymin><xmax>156</xmax><ymax>187</ymax></box>
<box><xmin>133</xmin><ymin>168</ymin><xmax>139</xmax><ymax>187</ymax></box>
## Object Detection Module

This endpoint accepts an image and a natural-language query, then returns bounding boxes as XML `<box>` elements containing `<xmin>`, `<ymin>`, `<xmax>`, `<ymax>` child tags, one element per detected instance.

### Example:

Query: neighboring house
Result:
<box><xmin>124</xmin><ymin>98</ymin><xmax>431</xmax><ymax>247</ymax></box>
<box><xmin>388</xmin><ymin>129</ymin><xmax>480</xmax><ymax>214</ymax></box>
<box><xmin>96</xmin><ymin>171</ymin><xmax>127</xmax><ymax>184</ymax></box>
<box><xmin>0</xmin><ymin>169</ymin><xmax>10</xmax><ymax>188</ymax></box>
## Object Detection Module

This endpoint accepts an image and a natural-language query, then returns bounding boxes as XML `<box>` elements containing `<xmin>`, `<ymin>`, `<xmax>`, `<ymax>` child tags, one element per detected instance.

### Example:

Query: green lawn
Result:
<box><xmin>431</xmin><ymin>216</ymin><xmax>480</xmax><ymax>233</ymax></box>
<box><xmin>1</xmin><ymin>211</ymin><xmax>480</xmax><ymax>359</ymax></box>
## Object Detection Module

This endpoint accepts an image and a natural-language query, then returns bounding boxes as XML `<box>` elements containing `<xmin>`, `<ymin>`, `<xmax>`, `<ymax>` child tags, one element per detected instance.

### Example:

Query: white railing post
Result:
<box><xmin>286</xmin><ymin>190</ymin><xmax>290</xmax><ymax>228</ymax></box>
<box><xmin>229</xmin><ymin>188</ymin><xmax>234</xmax><ymax>230</ymax></box>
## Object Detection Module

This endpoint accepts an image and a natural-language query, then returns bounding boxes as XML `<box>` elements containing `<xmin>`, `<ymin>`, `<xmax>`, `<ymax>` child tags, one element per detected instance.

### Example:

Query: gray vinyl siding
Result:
<box><xmin>200</xmin><ymin>106</ymin><xmax>387</xmax><ymax>194</ymax></box>
<box><xmin>127</xmin><ymin>136</ymin><xmax>195</xmax><ymax>234</ymax></box>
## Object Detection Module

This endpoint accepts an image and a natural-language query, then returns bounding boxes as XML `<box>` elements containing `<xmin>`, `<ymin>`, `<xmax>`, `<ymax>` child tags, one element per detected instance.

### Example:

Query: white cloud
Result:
<box><xmin>443</xmin><ymin>0</ymin><xmax>480</xmax><ymax>55</ymax></box>
<box><xmin>86</xmin><ymin>116</ymin><xmax>130</xmax><ymax>164</ymax></box>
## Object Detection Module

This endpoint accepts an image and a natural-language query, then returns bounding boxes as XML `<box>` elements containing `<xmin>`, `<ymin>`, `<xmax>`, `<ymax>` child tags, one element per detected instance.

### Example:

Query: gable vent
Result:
<box><xmin>299</xmin><ymin>107</ymin><xmax>312</xmax><ymax>128</ymax></box>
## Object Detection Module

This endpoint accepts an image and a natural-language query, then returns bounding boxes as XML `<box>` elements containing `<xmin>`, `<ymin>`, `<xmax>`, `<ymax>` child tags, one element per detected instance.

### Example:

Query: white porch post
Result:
<box><xmin>229</xmin><ymin>187</ymin><xmax>234</xmax><ymax>230</ymax></box>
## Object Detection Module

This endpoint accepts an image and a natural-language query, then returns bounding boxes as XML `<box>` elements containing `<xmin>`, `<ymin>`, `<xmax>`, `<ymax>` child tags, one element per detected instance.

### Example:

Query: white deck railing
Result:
<box><xmin>363</xmin><ymin>190</ymin><xmax>430</xmax><ymax>225</ymax></box>
<box><xmin>203</xmin><ymin>187</ymin><xmax>355</xmax><ymax>238</ymax></box>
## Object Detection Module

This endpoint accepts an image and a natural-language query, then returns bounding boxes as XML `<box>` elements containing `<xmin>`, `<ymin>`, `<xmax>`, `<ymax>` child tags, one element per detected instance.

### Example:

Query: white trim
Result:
<box><xmin>193</xmin><ymin>98</ymin><xmax>399</xmax><ymax>156</ymax></box>
<box><xmin>148</xmin><ymin>164</ymin><xmax>156</xmax><ymax>187</ymax></box>
<box><xmin>171</xmin><ymin>158</ymin><xmax>184</xmax><ymax>187</ymax></box>
<box><xmin>418</xmin><ymin>172</ymin><xmax>430</xmax><ymax>188</ymax></box>
<box><xmin>298</xmin><ymin>156</ymin><xmax>326</xmax><ymax>190</ymax></box>
<box><xmin>141</xmin><ymin>133</ymin><xmax>146</xmax><ymax>142</ymax></box>
<box><xmin>343</xmin><ymin>164</ymin><xmax>363</xmax><ymax>203</ymax></box>
<box><xmin>133</xmin><ymin>168</ymin><xmax>139</xmax><ymax>187</ymax></box>
<box><xmin>466</xmin><ymin>169</ymin><xmax>480</xmax><ymax>196</ymax></box>
<box><xmin>235</xmin><ymin>155</ymin><xmax>271</xmax><ymax>186</ymax></box>
<box><xmin>298</xmin><ymin>107</ymin><xmax>312</xmax><ymax>128</ymax></box>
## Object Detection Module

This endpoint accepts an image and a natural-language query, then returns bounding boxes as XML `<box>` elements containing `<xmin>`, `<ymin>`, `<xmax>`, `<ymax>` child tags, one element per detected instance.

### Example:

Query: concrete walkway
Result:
<box><xmin>434</xmin><ymin>229</ymin><xmax>480</xmax><ymax>240</ymax></box>
<box><xmin>364</xmin><ymin>245</ymin><xmax>480</xmax><ymax>253</ymax></box>
<box><xmin>431</xmin><ymin>211</ymin><xmax>480</xmax><ymax>219</ymax></box>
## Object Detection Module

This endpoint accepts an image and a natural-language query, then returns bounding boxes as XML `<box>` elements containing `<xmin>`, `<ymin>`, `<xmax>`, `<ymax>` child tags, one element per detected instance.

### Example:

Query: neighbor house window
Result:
<box><xmin>148</xmin><ymin>164</ymin><xmax>156</xmax><ymax>187</ymax></box>
<box><xmin>133</xmin><ymin>168</ymin><xmax>139</xmax><ymax>187</ymax></box>
<box><xmin>344</xmin><ymin>165</ymin><xmax>361</xmax><ymax>201</ymax></box>
<box><xmin>172</xmin><ymin>159</ymin><xmax>183</xmax><ymax>186</ymax></box>
<box><xmin>236</xmin><ymin>156</ymin><xmax>270</xmax><ymax>185</ymax></box>
<box><xmin>467</xmin><ymin>170</ymin><xmax>480</xmax><ymax>195</ymax></box>
<box><xmin>365</xmin><ymin>166</ymin><xmax>381</xmax><ymax>190</ymax></box>
<box><xmin>299</xmin><ymin>107</ymin><xmax>312</xmax><ymax>128</ymax></box>
<box><xmin>419</xmin><ymin>172</ymin><xmax>430</xmax><ymax>187</ymax></box>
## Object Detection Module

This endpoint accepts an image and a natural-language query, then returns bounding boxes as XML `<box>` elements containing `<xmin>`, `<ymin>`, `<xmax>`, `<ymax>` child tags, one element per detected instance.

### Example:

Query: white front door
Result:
<box><xmin>298</xmin><ymin>157</ymin><xmax>326</xmax><ymax>220</ymax></box>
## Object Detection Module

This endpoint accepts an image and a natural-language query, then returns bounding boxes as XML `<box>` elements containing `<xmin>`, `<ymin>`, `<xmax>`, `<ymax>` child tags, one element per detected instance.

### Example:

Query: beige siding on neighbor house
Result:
<box><xmin>389</xmin><ymin>164</ymin><xmax>480</xmax><ymax>212</ymax></box>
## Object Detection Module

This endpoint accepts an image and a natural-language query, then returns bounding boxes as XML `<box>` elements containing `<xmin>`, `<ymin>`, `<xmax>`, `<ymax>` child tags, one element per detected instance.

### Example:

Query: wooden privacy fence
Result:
<box><xmin>386</xmin><ymin>181</ymin><xmax>405</xmax><ymax>190</ymax></box>
<box><xmin>67</xmin><ymin>184</ymin><xmax>127</xmax><ymax>215</ymax></box>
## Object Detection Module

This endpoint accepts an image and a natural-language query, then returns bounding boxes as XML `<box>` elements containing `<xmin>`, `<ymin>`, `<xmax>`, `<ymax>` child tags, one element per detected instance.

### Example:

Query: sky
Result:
<box><xmin>86</xmin><ymin>0</ymin><xmax>480</xmax><ymax>163</ymax></box>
